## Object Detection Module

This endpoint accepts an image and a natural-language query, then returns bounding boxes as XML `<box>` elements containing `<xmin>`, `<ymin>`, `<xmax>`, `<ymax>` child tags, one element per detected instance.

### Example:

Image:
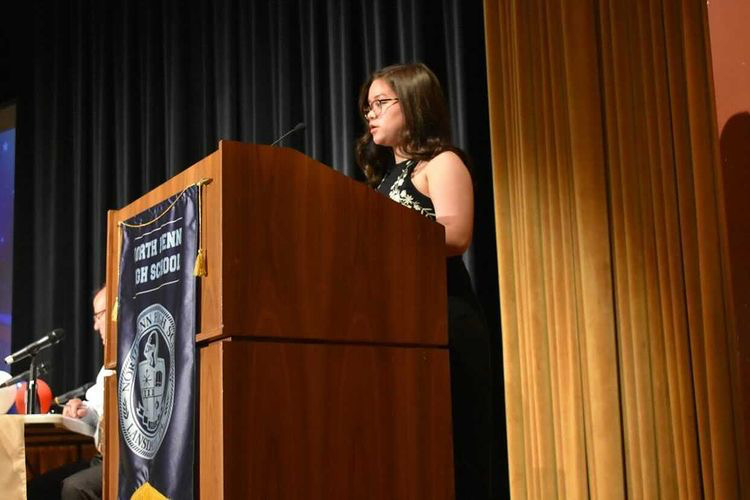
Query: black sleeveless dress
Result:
<box><xmin>377</xmin><ymin>159</ymin><xmax>492</xmax><ymax>500</ymax></box>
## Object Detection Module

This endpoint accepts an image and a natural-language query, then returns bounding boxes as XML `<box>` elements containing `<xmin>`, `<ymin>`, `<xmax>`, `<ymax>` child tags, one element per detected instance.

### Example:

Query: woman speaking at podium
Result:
<box><xmin>355</xmin><ymin>63</ymin><xmax>492</xmax><ymax>500</ymax></box>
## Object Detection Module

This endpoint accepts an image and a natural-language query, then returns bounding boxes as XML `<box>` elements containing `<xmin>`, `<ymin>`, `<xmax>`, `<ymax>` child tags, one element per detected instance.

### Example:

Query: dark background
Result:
<box><xmin>0</xmin><ymin>0</ymin><xmax>506</xmax><ymax>495</ymax></box>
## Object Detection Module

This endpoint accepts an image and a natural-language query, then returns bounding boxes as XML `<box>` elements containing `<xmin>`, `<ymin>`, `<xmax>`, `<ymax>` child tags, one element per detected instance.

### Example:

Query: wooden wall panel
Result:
<box><xmin>706</xmin><ymin>1</ymin><xmax>750</xmax><ymax>494</ymax></box>
<box><xmin>484</xmin><ymin>0</ymin><xmax>745</xmax><ymax>497</ymax></box>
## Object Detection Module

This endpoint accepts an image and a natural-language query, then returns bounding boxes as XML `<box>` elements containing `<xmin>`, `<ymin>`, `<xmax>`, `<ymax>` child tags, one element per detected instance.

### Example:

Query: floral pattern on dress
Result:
<box><xmin>385</xmin><ymin>161</ymin><xmax>437</xmax><ymax>219</ymax></box>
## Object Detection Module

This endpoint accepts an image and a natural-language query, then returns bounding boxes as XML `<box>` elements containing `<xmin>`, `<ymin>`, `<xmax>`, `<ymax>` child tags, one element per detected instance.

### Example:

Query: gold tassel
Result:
<box><xmin>111</xmin><ymin>297</ymin><xmax>119</xmax><ymax>322</ymax></box>
<box><xmin>193</xmin><ymin>248</ymin><xmax>207</xmax><ymax>277</ymax></box>
<box><xmin>193</xmin><ymin>178</ymin><xmax>210</xmax><ymax>277</ymax></box>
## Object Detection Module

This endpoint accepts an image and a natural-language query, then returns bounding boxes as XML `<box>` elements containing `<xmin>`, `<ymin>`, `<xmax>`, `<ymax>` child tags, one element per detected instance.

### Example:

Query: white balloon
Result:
<box><xmin>0</xmin><ymin>371</ymin><xmax>16</xmax><ymax>414</ymax></box>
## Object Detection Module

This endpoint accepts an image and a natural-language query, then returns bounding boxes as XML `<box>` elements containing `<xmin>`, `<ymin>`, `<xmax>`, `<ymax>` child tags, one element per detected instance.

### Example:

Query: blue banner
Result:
<box><xmin>117</xmin><ymin>186</ymin><xmax>199</xmax><ymax>499</ymax></box>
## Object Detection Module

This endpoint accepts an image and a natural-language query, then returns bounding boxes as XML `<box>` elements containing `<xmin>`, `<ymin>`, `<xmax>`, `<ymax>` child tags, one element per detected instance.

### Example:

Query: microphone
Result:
<box><xmin>270</xmin><ymin>122</ymin><xmax>306</xmax><ymax>146</ymax></box>
<box><xmin>4</xmin><ymin>329</ymin><xmax>66</xmax><ymax>364</ymax></box>
<box><xmin>54</xmin><ymin>381</ymin><xmax>95</xmax><ymax>406</ymax></box>
<box><xmin>0</xmin><ymin>361</ymin><xmax>49</xmax><ymax>388</ymax></box>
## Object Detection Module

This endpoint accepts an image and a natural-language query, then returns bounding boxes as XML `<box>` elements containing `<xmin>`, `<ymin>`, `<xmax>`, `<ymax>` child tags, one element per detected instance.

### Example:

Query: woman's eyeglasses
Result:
<box><xmin>363</xmin><ymin>98</ymin><xmax>399</xmax><ymax>119</ymax></box>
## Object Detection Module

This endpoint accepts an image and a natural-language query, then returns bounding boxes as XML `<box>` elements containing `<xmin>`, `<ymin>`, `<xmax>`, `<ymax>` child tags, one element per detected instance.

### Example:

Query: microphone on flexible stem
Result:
<box><xmin>270</xmin><ymin>122</ymin><xmax>306</xmax><ymax>146</ymax></box>
<box><xmin>0</xmin><ymin>361</ymin><xmax>49</xmax><ymax>388</ymax></box>
<box><xmin>6</xmin><ymin>329</ymin><xmax>64</xmax><ymax>414</ymax></box>
<box><xmin>4</xmin><ymin>329</ymin><xmax>66</xmax><ymax>364</ymax></box>
<box><xmin>54</xmin><ymin>381</ymin><xmax>95</xmax><ymax>406</ymax></box>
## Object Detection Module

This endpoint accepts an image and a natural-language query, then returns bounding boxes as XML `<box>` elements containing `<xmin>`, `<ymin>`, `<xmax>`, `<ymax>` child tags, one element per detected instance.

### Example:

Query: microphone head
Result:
<box><xmin>49</xmin><ymin>328</ymin><xmax>65</xmax><ymax>342</ymax></box>
<box><xmin>270</xmin><ymin>122</ymin><xmax>307</xmax><ymax>146</ymax></box>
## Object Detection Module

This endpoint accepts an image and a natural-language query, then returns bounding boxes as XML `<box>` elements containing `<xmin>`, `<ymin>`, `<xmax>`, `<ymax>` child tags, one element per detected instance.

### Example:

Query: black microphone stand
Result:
<box><xmin>7</xmin><ymin>329</ymin><xmax>65</xmax><ymax>413</ymax></box>
<box><xmin>26</xmin><ymin>353</ymin><xmax>41</xmax><ymax>414</ymax></box>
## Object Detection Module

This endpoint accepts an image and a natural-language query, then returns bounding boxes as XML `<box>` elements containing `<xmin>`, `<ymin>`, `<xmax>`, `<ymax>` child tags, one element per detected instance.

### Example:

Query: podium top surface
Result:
<box><xmin>21</xmin><ymin>414</ymin><xmax>96</xmax><ymax>437</ymax></box>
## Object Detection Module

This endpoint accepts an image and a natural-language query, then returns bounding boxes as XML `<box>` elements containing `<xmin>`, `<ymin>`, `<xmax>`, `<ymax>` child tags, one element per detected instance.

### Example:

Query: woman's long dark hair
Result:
<box><xmin>355</xmin><ymin>63</ymin><xmax>468</xmax><ymax>187</ymax></box>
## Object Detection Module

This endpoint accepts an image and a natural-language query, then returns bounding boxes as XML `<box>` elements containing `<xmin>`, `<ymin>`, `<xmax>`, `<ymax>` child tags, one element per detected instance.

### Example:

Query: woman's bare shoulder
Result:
<box><xmin>425</xmin><ymin>150</ymin><xmax>470</xmax><ymax>178</ymax></box>
<box><xmin>429</xmin><ymin>150</ymin><xmax>464</xmax><ymax>166</ymax></box>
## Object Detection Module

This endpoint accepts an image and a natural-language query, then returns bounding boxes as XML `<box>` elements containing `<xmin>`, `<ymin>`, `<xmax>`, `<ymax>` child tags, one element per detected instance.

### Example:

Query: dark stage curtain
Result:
<box><xmin>7</xmin><ymin>0</ymin><xmax>505</xmax><ymax>495</ymax></box>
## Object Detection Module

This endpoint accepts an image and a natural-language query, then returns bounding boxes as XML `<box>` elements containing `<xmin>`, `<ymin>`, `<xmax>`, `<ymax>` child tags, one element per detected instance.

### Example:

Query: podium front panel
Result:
<box><xmin>199</xmin><ymin>338</ymin><xmax>454</xmax><ymax>499</ymax></box>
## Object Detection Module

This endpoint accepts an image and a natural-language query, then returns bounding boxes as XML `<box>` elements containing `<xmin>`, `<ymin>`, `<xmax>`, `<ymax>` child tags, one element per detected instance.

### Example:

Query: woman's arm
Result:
<box><xmin>424</xmin><ymin>151</ymin><xmax>474</xmax><ymax>256</ymax></box>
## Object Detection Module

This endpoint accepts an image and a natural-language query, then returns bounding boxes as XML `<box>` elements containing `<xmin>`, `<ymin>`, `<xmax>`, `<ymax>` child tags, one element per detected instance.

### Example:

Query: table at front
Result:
<box><xmin>0</xmin><ymin>414</ymin><xmax>97</xmax><ymax>494</ymax></box>
<box><xmin>24</xmin><ymin>414</ymin><xmax>97</xmax><ymax>481</ymax></box>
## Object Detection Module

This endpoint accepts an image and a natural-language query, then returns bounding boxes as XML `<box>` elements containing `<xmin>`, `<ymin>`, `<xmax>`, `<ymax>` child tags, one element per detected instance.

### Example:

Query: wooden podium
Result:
<box><xmin>103</xmin><ymin>141</ymin><xmax>454</xmax><ymax>499</ymax></box>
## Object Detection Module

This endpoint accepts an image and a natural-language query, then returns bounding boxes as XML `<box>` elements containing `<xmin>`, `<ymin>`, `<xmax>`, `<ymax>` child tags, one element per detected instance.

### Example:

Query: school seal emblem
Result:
<box><xmin>119</xmin><ymin>303</ymin><xmax>176</xmax><ymax>459</ymax></box>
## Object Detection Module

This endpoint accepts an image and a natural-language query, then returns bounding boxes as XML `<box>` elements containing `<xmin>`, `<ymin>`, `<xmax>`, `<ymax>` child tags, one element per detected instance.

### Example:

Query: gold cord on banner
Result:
<box><xmin>118</xmin><ymin>178</ymin><xmax>213</xmax><ymax>278</ymax></box>
<box><xmin>111</xmin><ymin>226</ymin><xmax>122</xmax><ymax>324</ymax></box>
<box><xmin>193</xmin><ymin>178</ymin><xmax>211</xmax><ymax>277</ymax></box>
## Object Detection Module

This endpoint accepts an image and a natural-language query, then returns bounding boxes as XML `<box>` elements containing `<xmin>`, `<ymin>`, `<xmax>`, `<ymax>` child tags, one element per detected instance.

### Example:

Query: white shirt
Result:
<box><xmin>82</xmin><ymin>366</ymin><xmax>114</xmax><ymax>447</ymax></box>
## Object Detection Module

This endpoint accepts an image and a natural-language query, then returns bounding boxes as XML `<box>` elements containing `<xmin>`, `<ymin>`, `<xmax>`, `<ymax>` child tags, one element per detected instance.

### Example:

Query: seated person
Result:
<box><xmin>28</xmin><ymin>286</ymin><xmax>108</xmax><ymax>500</ymax></box>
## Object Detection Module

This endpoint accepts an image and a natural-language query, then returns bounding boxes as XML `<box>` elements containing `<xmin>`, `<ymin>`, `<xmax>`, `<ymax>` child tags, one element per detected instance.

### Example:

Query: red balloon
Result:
<box><xmin>15</xmin><ymin>379</ymin><xmax>53</xmax><ymax>414</ymax></box>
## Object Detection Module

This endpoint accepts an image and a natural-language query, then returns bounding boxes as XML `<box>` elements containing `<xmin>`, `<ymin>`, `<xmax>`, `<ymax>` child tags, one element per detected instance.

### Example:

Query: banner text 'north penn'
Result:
<box><xmin>133</xmin><ymin>228</ymin><xmax>183</xmax><ymax>285</ymax></box>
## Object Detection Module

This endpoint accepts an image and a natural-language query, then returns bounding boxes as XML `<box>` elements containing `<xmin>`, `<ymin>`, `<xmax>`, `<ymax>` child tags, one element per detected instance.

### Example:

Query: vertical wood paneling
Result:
<box><xmin>485</xmin><ymin>0</ymin><xmax>744</xmax><ymax>497</ymax></box>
